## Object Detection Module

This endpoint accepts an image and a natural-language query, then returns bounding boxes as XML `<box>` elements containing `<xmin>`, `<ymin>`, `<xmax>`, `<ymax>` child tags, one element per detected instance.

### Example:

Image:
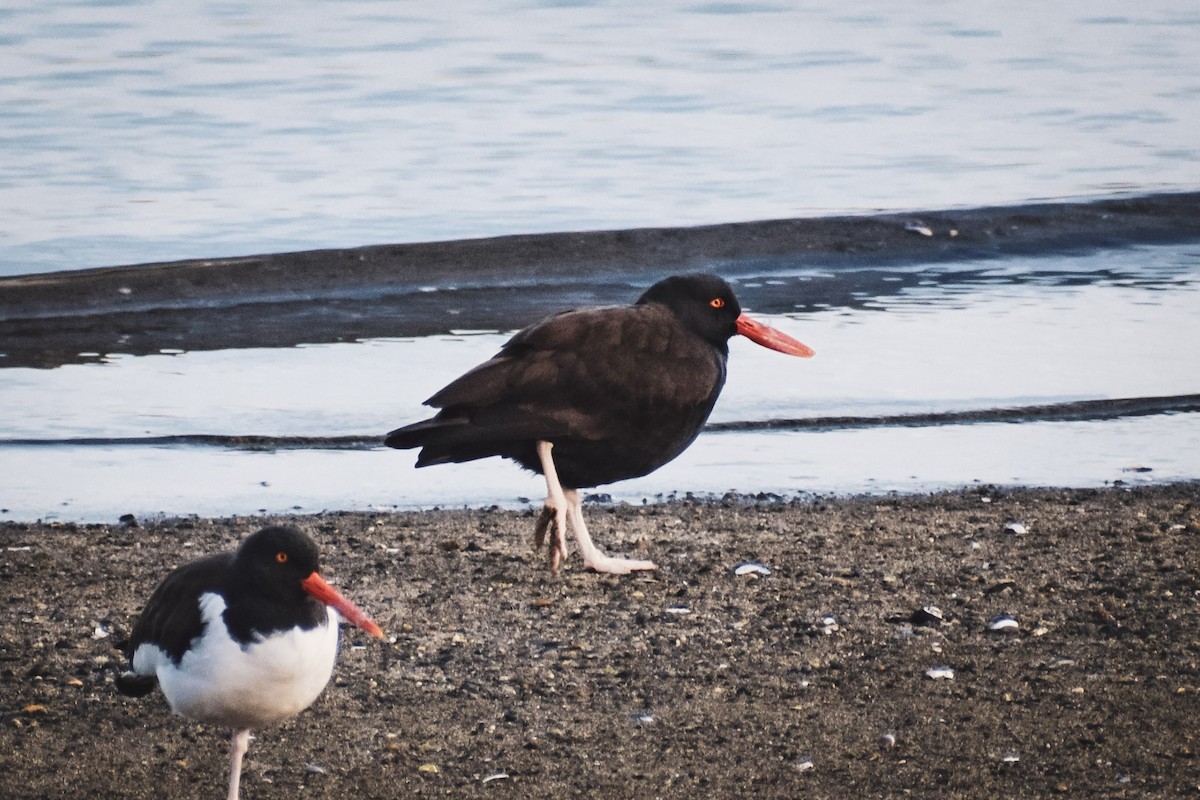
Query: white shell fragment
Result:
<box><xmin>794</xmin><ymin>756</ymin><xmax>815</xmax><ymax>772</ymax></box>
<box><xmin>904</xmin><ymin>220</ymin><xmax>934</xmax><ymax>237</ymax></box>
<box><xmin>734</xmin><ymin>562</ymin><xmax>772</xmax><ymax>577</ymax></box>
<box><xmin>820</xmin><ymin>614</ymin><xmax>839</xmax><ymax>634</ymax></box>
<box><xmin>481</xmin><ymin>773</ymin><xmax>510</xmax><ymax>784</ymax></box>
<box><xmin>664</xmin><ymin>605</ymin><xmax>692</xmax><ymax>615</ymax></box>
<box><xmin>925</xmin><ymin>665</ymin><xmax>955</xmax><ymax>680</ymax></box>
<box><xmin>1004</xmin><ymin>520</ymin><xmax>1028</xmax><ymax>535</ymax></box>
<box><xmin>1001</xmin><ymin>752</ymin><xmax>1021</xmax><ymax>764</ymax></box>
<box><xmin>989</xmin><ymin>614</ymin><xmax>1020</xmax><ymax>631</ymax></box>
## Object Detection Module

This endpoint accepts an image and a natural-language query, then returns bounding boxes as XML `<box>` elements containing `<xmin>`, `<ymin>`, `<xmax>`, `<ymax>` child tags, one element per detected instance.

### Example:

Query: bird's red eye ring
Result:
<box><xmin>710</xmin><ymin>297</ymin><xmax>725</xmax><ymax>309</ymax></box>
<box><xmin>275</xmin><ymin>551</ymin><xmax>288</xmax><ymax>564</ymax></box>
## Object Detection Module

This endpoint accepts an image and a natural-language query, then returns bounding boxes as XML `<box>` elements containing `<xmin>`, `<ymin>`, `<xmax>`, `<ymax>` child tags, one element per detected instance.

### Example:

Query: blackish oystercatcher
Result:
<box><xmin>385</xmin><ymin>273</ymin><xmax>813</xmax><ymax>574</ymax></box>
<box><xmin>116</xmin><ymin>526</ymin><xmax>384</xmax><ymax>800</ymax></box>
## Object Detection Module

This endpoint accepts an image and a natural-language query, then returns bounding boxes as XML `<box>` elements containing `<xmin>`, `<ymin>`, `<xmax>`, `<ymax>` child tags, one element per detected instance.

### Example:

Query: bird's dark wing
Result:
<box><xmin>431</xmin><ymin>304</ymin><xmax>718</xmax><ymax>412</ymax></box>
<box><xmin>385</xmin><ymin>304</ymin><xmax>724</xmax><ymax>469</ymax></box>
<box><xmin>123</xmin><ymin>553</ymin><xmax>232</xmax><ymax>668</ymax></box>
<box><xmin>420</xmin><ymin>307</ymin><xmax>602</xmax><ymax>409</ymax></box>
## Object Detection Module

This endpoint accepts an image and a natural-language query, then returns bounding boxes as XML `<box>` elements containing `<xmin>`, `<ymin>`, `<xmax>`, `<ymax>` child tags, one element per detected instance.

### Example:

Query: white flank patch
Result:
<box><xmin>132</xmin><ymin>592</ymin><xmax>340</xmax><ymax>729</ymax></box>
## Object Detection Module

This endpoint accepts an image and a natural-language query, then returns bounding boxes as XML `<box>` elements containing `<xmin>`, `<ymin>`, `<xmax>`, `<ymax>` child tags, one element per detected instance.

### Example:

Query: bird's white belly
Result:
<box><xmin>135</xmin><ymin>592</ymin><xmax>340</xmax><ymax>729</ymax></box>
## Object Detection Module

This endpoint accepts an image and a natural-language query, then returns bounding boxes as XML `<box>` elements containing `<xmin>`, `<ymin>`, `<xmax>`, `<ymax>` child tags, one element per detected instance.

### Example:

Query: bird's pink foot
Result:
<box><xmin>533</xmin><ymin>505</ymin><xmax>552</xmax><ymax>551</ymax></box>
<box><xmin>533</xmin><ymin>503</ymin><xmax>568</xmax><ymax>573</ymax></box>
<box><xmin>582</xmin><ymin>554</ymin><xmax>658</xmax><ymax>575</ymax></box>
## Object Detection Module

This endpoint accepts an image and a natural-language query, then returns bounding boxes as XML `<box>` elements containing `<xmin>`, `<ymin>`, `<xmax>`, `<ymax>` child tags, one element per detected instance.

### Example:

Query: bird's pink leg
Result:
<box><xmin>226</xmin><ymin>728</ymin><xmax>251</xmax><ymax>800</ymax></box>
<box><xmin>537</xmin><ymin>441</ymin><xmax>656</xmax><ymax>574</ymax></box>
<box><xmin>564</xmin><ymin>489</ymin><xmax>657</xmax><ymax>574</ymax></box>
<box><xmin>536</xmin><ymin>441</ymin><xmax>570</xmax><ymax>572</ymax></box>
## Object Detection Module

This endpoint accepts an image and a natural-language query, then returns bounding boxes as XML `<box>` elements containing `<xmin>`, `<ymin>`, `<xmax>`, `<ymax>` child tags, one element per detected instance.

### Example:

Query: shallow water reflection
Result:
<box><xmin>2</xmin><ymin>245</ymin><xmax>1197</xmax><ymax>521</ymax></box>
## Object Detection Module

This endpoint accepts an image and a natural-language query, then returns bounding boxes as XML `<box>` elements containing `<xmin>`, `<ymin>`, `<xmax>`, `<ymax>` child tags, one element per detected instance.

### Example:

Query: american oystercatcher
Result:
<box><xmin>117</xmin><ymin>526</ymin><xmax>384</xmax><ymax>800</ymax></box>
<box><xmin>384</xmin><ymin>273</ymin><xmax>813</xmax><ymax>574</ymax></box>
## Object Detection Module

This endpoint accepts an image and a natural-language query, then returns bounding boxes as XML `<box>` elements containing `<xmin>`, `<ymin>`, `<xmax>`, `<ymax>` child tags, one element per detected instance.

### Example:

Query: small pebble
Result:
<box><xmin>925</xmin><ymin>666</ymin><xmax>955</xmax><ymax>680</ymax></box>
<box><xmin>984</xmin><ymin>578</ymin><xmax>1016</xmax><ymax>595</ymax></box>
<box><xmin>912</xmin><ymin>606</ymin><xmax>944</xmax><ymax>626</ymax></box>
<box><xmin>733</xmin><ymin>562</ymin><xmax>771</xmax><ymax>577</ymax></box>
<box><xmin>1004</xmin><ymin>520</ymin><xmax>1028</xmax><ymax>535</ymax></box>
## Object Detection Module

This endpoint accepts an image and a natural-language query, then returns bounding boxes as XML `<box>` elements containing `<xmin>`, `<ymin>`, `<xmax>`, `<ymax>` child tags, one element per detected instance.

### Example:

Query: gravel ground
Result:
<box><xmin>2</xmin><ymin>483</ymin><xmax>1199</xmax><ymax>799</ymax></box>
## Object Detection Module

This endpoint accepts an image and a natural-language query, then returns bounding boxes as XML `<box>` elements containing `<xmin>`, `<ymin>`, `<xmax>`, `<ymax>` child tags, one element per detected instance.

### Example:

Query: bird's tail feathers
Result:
<box><xmin>383</xmin><ymin>418</ymin><xmax>449</xmax><ymax>450</ymax></box>
<box><xmin>387</xmin><ymin>409</ymin><xmax>568</xmax><ymax>468</ymax></box>
<box><xmin>115</xmin><ymin>669</ymin><xmax>159</xmax><ymax>698</ymax></box>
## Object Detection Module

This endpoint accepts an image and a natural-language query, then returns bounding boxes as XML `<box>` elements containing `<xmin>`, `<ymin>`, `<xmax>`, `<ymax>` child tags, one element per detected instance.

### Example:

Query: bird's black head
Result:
<box><xmin>636</xmin><ymin>273</ymin><xmax>743</xmax><ymax>350</ymax></box>
<box><xmin>224</xmin><ymin>525</ymin><xmax>384</xmax><ymax>642</ymax></box>
<box><xmin>232</xmin><ymin>526</ymin><xmax>322</xmax><ymax>603</ymax></box>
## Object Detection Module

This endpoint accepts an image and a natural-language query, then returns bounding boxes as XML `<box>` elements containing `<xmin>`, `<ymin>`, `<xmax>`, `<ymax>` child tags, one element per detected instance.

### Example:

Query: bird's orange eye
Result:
<box><xmin>275</xmin><ymin>551</ymin><xmax>288</xmax><ymax>564</ymax></box>
<box><xmin>710</xmin><ymin>297</ymin><xmax>725</xmax><ymax>309</ymax></box>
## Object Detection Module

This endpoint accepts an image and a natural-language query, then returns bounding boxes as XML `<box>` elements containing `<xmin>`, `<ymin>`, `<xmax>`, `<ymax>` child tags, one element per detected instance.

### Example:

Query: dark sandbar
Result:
<box><xmin>2</xmin><ymin>191</ymin><xmax>1200</xmax><ymax>369</ymax></box>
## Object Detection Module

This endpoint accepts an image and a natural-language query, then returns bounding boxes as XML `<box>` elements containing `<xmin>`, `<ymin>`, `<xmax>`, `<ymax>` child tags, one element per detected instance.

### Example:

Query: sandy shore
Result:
<box><xmin>2</xmin><ymin>483</ymin><xmax>1199</xmax><ymax>798</ymax></box>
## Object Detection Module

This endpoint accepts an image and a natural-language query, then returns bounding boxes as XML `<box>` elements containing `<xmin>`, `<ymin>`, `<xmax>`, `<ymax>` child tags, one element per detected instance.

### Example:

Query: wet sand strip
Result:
<box><xmin>3</xmin><ymin>394</ymin><xmax>1196</xmax><ymax>451</ymax></box>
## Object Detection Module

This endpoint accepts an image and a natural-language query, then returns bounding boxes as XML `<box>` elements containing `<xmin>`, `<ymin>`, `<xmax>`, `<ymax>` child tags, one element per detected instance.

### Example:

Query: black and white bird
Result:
<box><xmin>117</xmin><ymin>526</ymin><xmax>384</xmax><ymax>800</ymax></box>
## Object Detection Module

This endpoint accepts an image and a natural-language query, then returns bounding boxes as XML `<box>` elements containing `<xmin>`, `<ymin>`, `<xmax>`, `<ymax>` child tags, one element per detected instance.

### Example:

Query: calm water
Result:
<box><xmin>2</xmin><ymin>1</ymin><xmax>1199</xmax><ymax>275</ymax></box>
<box><xmin>2</xmin><ymin>3</ymin><xmax>1199</xmax><ymax>521</ymax></box>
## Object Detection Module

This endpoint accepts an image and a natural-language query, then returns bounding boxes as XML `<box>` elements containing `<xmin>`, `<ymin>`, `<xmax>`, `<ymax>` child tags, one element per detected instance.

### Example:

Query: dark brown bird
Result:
<box><xmin>385</xmin><ymin>273</ymin><xmax>813</xmax><ymax>573</ymax></box>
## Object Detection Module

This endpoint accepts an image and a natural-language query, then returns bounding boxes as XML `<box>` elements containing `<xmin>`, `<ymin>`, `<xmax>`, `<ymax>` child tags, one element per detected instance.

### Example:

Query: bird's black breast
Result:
<box><xmin>219</xmin><ymin>587</ymin><xmax>328</xmax><ymax>646</ymax></box>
